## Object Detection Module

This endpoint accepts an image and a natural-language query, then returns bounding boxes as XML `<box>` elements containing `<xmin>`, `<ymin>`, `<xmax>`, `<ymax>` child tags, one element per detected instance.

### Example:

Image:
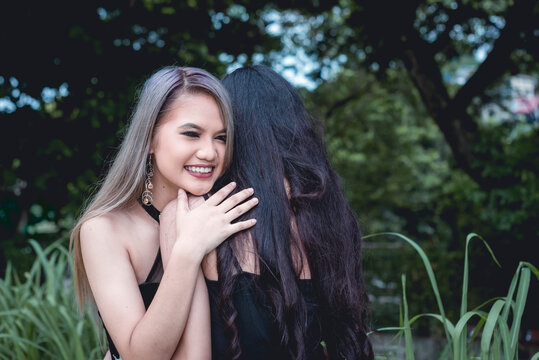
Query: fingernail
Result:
<box><xmin>178</xmin><ymin>189</ymin><xmax>184</xmax><ymax>195</ymax></box>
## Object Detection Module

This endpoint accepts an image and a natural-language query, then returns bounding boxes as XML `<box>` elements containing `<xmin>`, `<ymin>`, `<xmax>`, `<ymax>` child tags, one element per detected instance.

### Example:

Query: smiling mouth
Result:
<box><xmin>185</xmin><ymin>166</ymin><xmax>214</xmax><ymax>174</ymax></box>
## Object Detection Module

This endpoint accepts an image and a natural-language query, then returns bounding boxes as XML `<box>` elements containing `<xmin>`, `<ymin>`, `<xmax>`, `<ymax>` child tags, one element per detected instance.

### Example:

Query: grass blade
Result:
<box><xmin>507</xmin><ymin>266</ymin><xmax>531</xmax><ymax>357</ymax></box>
<box><xmin>480</xmin><ymin>299</ymin><xmax>505</xmax><ymax>360</ymax></box>
<box><xmin>364</xmin><ymin>232</ymin><xmax>452</xmax><ymax>351</ymax></box>
<box><xmin>401</xmin><ymin>275</ymin><xmax>415</xmax><ymax>360</ymax></box>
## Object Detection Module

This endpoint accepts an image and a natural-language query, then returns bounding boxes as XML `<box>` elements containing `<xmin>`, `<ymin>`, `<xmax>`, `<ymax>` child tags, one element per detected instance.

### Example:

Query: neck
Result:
<box><xmin>150</xmin><ymin>186</ymin><xmax>179</xmax><ymax>213</ymax></box>
<box><xmin>152</xmin><ymin>193</ymin><xmax>177</xmax><ymax>212</ymax></box>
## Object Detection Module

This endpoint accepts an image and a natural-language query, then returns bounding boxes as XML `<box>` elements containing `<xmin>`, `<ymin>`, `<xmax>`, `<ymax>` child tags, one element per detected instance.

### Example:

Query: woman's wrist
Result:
<box><xmin>171</xmin><ymin>238</ymin><xmax>205</xmax><ymax>264</ymax></box>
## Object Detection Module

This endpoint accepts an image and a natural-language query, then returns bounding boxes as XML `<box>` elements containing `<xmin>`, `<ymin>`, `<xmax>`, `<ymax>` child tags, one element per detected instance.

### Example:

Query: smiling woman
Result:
<box><xmin>69</xmin><ymin>66</ymin><xmax>258</xmax><ymax>360</ymax></box>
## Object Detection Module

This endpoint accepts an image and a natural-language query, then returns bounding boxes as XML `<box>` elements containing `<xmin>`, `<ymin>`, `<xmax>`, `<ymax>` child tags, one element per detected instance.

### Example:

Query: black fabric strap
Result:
<box><xmin>140</xmin><ymin>201</ymin><xmax>161</xmax><ymax>223</ymax></box>
<box><xmin>138</xmin><ymin>200</ymin><xmax>162</xmax><ymax>283</ymax></box>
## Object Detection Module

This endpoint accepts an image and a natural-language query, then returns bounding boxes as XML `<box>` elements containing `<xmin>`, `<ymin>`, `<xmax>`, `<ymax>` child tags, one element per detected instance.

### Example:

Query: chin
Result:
<box><xmin>185</xmin><ymin>185</ymin><xmax>213</xmax><ymax>196</ymax></box>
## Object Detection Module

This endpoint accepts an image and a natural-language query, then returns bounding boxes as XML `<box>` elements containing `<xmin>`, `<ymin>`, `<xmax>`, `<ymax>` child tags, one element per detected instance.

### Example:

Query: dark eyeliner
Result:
<box><xmin>182</xmin><ymin>131</ymin><xmax>199</xmax><ymax>138</ymax></box>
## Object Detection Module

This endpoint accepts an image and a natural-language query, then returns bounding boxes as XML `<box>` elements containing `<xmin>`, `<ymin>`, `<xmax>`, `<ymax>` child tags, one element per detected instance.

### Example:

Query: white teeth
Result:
<box><xmin>186</xmin><ymin>166</ymin><xmax>212</xmax><ymax>174</ymax></box>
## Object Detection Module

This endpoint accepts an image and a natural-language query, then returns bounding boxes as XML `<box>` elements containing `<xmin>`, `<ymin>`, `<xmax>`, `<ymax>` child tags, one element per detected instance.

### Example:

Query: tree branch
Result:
<box><xmin>399</xmin><ymin>26</ymin><xmax>493</xmax><ymax>187</ymax></box>
<box><xmin>397</xmin><ymin>0</ymin><xmax>538</xmax><ymax>190</ymax></box>
<box><xmin>451</xmin><ymin>0</ymin><xmax>536</xmax><ymax>112</ymax></box>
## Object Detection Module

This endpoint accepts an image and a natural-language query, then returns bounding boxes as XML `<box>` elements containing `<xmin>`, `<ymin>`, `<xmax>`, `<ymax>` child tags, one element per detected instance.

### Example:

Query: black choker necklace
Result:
<box><xmin>139</xmin><ymin>201</ymin><xmax>160</xmax><ymax>223</ymax></box>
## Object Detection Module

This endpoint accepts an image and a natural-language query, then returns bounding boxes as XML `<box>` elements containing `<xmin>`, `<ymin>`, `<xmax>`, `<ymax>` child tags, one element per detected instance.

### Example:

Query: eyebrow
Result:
<box><xmin>179</xmin><ymin>123</ymin><xmax>226</xmax><ymax>133</ymax></box>
<box><xmin>179</xmin><ymin>123</ymin><xmax>203</xmax><ymax>130</ymax></box>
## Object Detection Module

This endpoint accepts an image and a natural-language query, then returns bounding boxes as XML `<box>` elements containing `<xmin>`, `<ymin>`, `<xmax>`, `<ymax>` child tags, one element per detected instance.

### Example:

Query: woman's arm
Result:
<box><xmin>82</xmin><ymin>215</ymin><xmax>203</xmax><ymax>360</ymax></box>
<box><xmin>82</xmin><ymin>183</ymin><xmax>257</xmax><ymax>360</ymax></box>
<box><xmin>171</xmin><ymin>269</ymin><xmax>211</xmax><ymax>360</ymax></box>
<box><xmin>160</xmin><ymin>196</ymin><xmax>210</xmax><ymax>360</ymax></box>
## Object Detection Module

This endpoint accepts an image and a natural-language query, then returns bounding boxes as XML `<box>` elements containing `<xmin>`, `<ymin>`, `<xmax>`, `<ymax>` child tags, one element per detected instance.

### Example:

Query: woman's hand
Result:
<box><xmin>160</xmin><ymin>182</ymin><xmax>257</xmax><ymax>267</ymax></box>
<box><xmin>160</xmin><ymin>194</ymin><xmax>206</xmax><ymax>269</ymax></box>
<box><xmin>176</xmin><ymin>182</ymin><xmax>258</xmax><ymax>256</ymax></box>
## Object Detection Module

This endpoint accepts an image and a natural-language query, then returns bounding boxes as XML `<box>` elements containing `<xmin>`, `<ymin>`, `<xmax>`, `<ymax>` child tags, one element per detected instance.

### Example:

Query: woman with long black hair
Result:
<box><xmin>202</xmin><ymin>65</ymin><xmax>374</xmax><ymax>360</ymax></box>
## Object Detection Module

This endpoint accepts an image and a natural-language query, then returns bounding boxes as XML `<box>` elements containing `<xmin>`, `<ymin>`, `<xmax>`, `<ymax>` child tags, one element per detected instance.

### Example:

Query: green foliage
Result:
<box><xmin>303</xmin><ymin>65</ymin><xmax>538</xmax><ymax>333</ymax></box>
<box><xmin>368</xmin><ymin>232</ymin><xmax>539</xmax><ymax>360</ymax></box>
<box><xmin>305</xmin><ymin>66</ymin><xmax>461</xmax><ymax>329</ymax></box>
<box><xmin>308</xmin><ymin>67</ymin><xmax>456</xmax><ymax>236</ymax></box>
<box><xmin>0</xmin><ymin>240</ymin><xmax>104</xmax><ymax>359</ymax></box>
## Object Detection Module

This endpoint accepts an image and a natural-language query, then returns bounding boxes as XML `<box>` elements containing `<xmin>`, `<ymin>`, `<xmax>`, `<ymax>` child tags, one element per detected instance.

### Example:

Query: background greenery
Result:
<box><xmin>0</xmin><ymin>240</ymin><xmax>104</xmax><ymax>359</ymax></box>
<box><xmin>1</xmin><ymin>0</ymin><xmax>537</xmax><ymax>353</ymax></box>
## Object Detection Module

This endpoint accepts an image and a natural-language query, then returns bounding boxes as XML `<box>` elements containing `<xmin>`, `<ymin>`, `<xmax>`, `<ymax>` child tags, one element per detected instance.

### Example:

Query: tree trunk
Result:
<box><xmin>398</xmin><ymin>0</ymin><xmax>536</xmax><ymax>190</ymax></box>
<box><xmin>399</xmin><ymin>28</ymin><xmax>487</xmax><ymax>187</ymax></box>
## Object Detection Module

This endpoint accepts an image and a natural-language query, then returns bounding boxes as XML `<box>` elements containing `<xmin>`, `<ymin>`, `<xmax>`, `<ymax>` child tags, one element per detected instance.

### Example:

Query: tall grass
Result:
<box><xmin>366</xmin><ymin>232</ymin><xmax>539</xmax><ymax>360</ymax></box>
<box><xmin>0</xmin><ymin>239</ymin><xmax>104</xmax><ymax>360</ymax></box>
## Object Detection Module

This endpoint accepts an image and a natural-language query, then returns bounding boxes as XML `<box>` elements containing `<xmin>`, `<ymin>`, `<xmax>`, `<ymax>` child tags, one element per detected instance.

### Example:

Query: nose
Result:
<box><xmin>196</xmin><ymin>137</ymin><xmax>217</xmax><ymax>162</ymax></box>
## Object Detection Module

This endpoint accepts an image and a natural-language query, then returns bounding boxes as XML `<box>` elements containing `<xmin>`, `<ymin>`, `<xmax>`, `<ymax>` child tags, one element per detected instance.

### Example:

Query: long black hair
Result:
<box><xmin>214</xmin><ymin>65</ymin><xmax>373</xmax><ymax>360</ymax></box>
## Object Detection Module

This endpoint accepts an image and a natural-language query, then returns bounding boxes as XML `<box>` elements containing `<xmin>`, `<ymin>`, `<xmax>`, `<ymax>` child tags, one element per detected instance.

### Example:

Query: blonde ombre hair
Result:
<box><xmin>69</xmin><ymin>66</ymin><xmax>234</xmax><ymax>310</ymax></box>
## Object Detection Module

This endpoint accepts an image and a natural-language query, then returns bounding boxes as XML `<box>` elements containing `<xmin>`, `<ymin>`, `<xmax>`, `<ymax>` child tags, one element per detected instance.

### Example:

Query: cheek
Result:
<box><xmin>216</xmin><ymin>143</ymin><xmax>227</xmax><ymax>173</ymax></box>
<box><xmin>218</xmin><ymin>143</ymin><xmax>228</xmax><ymax>161</ymax></box>
<box><xmin>163</xmin><ymin>139</ymin><xmax>190</xmax><ymax>160</ymax></box>
<box><xmin>152</xmin><ymin>132</ymin><xmax>173</xmax><ymax>155</ymax></box>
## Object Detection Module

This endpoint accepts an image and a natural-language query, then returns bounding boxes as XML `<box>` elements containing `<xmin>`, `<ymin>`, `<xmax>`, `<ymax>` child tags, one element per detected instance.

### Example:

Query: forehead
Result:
<box><xmin>160</xmin><ymin>92</ymin><xmax>224</xmax><ymax>128</ymax></box>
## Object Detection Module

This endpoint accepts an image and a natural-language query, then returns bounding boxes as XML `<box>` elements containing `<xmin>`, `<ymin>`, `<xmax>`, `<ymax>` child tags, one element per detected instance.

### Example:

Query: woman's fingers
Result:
<box><xmin>187</xmin><ymin>194</ymin><xmax>206</xmax><ymax>209</ymax></box>
<box><xmin>226</xmin><ymin>219</ymin><xmax>257</xmax><ymax>236</ymax></box>
<box><xmin>225</xmin><ymin>197</ymin><xmax>259</xmax><ymax>222</ymax></box>
<box><xmin>204</xmin><ymin>182</ymin><xmax>237</xmax><ymax>206</ymax></box>
<box><xmin>218</xmin><ymin>187</ymin><xmax>255</xmax><ymax>213</ymax></box>
<box><xmin>175</xmin><ymin>189</ymin><xmax>190</xmax><ymax>214</ymax></box>
<box><xmin>202</xmin><ymin>182</ymin><xmax>256</xmax><ymax>215</ymax></box>
<box><xmin>171</xmin><ymin>184</ymin><xmax>258</xmax><ymax>255</ymax></box>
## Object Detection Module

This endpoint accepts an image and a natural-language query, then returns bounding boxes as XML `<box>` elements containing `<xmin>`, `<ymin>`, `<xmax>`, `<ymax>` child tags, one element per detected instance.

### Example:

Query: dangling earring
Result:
<box><xmin>141</xmin><ymin>154</ymin><xmax>154</xmax><ymax>206</ymax></box>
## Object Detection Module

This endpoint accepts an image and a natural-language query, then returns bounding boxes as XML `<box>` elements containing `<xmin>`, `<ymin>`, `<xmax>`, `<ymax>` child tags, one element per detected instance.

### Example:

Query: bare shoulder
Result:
<box><xmin>81</xmin><ymin>212</ymin><xmax>118</xmax><ymax>235</ymax></box>
<box><xmin>79</xmin><ymin>210</ymin><xmax>134</xmax><ymax>256</ymax></box>
<box><xmin>81</xmin><ymin>211</ymin><xmax>125</xmax><ymax>239</ymax></box>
